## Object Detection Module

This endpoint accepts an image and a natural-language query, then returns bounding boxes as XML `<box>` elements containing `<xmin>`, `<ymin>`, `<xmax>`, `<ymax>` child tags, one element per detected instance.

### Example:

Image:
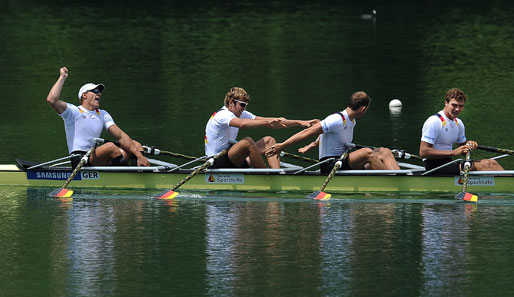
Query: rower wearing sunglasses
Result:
<box><xmin>46</xmin><ymin>67</ymin><xmax>150</xmax><ymax>169</ymax></box>
<box><xmin>205</xmin><ymin>87</ymin><xmax>318</xmax><ymax>168</ymax></box>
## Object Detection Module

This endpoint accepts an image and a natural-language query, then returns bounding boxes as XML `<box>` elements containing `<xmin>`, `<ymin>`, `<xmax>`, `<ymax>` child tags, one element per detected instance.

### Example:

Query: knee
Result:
<box><xmin>361</xmin><ymin>147</ymin><xmax>374</xmax><ymax>158</ymax></box>
<box><xmin>102</xmin><ymin>142</ymin><xmax>118</xmax><ymax>151</ymax></box>
<box><xmin>376</xmin><ymin>147</ymin><xmax>394</xmax><ymax>158</ymax></box>
<box><xmin>484</xmin><ymin>159</ymin><xmax>501</xmax><ymax>170</ymax></box>
<box><xmin>100</xmin><ymin>142</ymin><xmax>122</xmax><ymax>158</ymax></box>
<box><xmin>239</xmin><ymin>137</ymin><xmax>258</xmax><ymax>153</ymax></box>
<box><xmin>241</xmin><ymin>137</ymin><xmax>257</xmax><ymax>147</ymax></box>
<box><xmin>262</xmin><ymin>136</ymin><xmax>276</xmax><ymax>146</ymax></box>
<box><xmin>360</xmin><ymin>148</ymin><xmax>378</xmax><ymax>162</ymax></box>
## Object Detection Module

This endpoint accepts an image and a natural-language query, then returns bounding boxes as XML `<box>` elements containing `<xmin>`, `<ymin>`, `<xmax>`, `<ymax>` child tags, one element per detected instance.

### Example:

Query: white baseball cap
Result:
<box><xmin>78</xmin><ymin>83</ymin><xmax>105</xmax><ymax>100</ymax></box>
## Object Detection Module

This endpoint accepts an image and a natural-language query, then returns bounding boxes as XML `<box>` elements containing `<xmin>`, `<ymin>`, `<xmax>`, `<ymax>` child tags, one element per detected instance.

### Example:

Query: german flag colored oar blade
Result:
<box><xmin>307</xmin><ymin>143</ymin><xmax>355</xmax><ymax>200</ymax></box>
<box><xmin>308</xmin><ymin>191</ymin><xmax>332</xmax><ymax>200</ymax></box>
<box><xmin>49</xmin><ymin>188</ymin><xmax>74</xmax><ymax>198</ymax></box>
<box><xmin>151</xmin><ymin>149</ymin><xmax>229</xmax><ymax>200</ymax></box>
<box><xmin>154</xmin><ymin>190</ymin><xmax>179</xmax><ymax>200</ymax></box>
<box><xmin>455</xmin><ymin>191</ymin><xmax>478</xmax><ymax>202</ymax></box>
<box><xmin>47</xmin><ymin>138</ymin><xmax>104</xmax><ymax>199</ymax></box>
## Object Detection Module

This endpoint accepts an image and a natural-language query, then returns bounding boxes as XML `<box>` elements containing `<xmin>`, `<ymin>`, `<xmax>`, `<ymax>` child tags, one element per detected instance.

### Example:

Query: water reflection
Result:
<box><xmin>420</xmin><ymin>204</ymin><xmax>476</xmax><ymax>295</ymax></box>
<box><xmin>2</xmin><ymin>188</ymin><xmax>514</xmax><ymax>296</ymax></box>
<box><xmin>67</xmin><ymin>201</ymin><xmax>116</xmax><ymax>296</ymax></box>
<box><xmin>318</xmin><ymin>204</ymin><xmax>353</xmax><ymax>295</ymax></box>
<box><xmin>206</xmin><ymin>203</ymin><xmax>237</xmax><ymax>295</ymax></box>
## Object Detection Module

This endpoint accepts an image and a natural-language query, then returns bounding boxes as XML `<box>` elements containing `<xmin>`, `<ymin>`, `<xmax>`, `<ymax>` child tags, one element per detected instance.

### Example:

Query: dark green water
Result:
<box><xmin>3</xmin><ymin>187</ymin><xmax>514</xmax><ymax>297</ymax></box>
<box><xmin>2</xmin><ymin>1</ymin><xmax>514</xmax><ymax>296</ymax></box>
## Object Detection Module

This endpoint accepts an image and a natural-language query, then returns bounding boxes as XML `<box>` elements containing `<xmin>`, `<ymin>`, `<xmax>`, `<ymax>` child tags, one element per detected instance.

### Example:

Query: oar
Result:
<box><xmin>153</xmin><ymin>148</ymin><xmax>229</xmax><ymax>199</ymax></box>
<box><xmin>49</xmin><ymin>138</ymin><xmax>104</xmax><ymax>198</ymax></box>
<box><xmin>280</xmin><ymin>151</ymin><xmax>318</xmax><ymax>164</ymax></box>
<box><xmin>307</xmin><ymin>143</ymin><xmax>355</xmax><ymax>200</ymax></box>
<box><xmin>477</xmin><ymin>145</ymin><xmax>514</xmax><ymax>155</ymax></box>
<box><xmin>27</xmin><ymin>154</ymin><xmax>80</xmax><ymax>170</ymax></box>
<box><xmin>143</xmin><ymin>145</ymin><xmax>198</xmax><ymax>161</ymax></box>
<box><xmin>168</xmin><ymin>155</ymin><xmax>207</xmax><ymax>172</ymax></box>
<box><xmin>455</xmin><ymin>150</ymin><xmax>478</xmax><ymax>202</ymax></box>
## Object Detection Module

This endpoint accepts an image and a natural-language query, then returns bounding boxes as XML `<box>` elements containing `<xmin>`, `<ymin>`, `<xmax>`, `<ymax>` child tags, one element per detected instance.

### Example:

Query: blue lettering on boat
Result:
<box><xmin>27</xmin><ymin>171</ymin><xmax>81</xmax><ymax>180</ymax></box>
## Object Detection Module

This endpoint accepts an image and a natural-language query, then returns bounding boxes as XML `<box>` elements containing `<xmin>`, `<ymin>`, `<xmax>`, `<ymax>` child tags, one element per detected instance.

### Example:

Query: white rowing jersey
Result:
<box><xmin>319</xmin><ymin>110</ymin><xmax>355</xmax><ymax>159</ymax></box>
<box><xmin>60</xmin><ymin>103</ymin><xmax>115</xmax><ymax>153</ymax></box>
<box><xmin>205</xmin><ymin>106</ymin><xmax>255</xmax><ymax>156</ymax></box>
<box><xmin>420</xmin><ymin>111</ymin><xmax>466</xmax><ymax>151</ymax></box>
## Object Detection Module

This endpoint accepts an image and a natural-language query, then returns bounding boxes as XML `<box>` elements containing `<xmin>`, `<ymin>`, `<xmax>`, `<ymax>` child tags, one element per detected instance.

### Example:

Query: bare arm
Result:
<box><xmin>298</xmin><ymin>136</ymin><xmax>320</xmax><ymax>154</ymax></box>
<box><xmin>265</xmin><ymin>123</ymin><xmax>324</xmax><ymax>157</ymax></box>
<box><xmin>419</xmin><ymin>140</ymin><xmax>476</xmax><ymax>159</ymax></box>
<box><xmin>46</xmin><ymin>67</ymin><xmax>69</xmax><ymax>114</ymax></box>
<box><xmin>254</xmin><ymin>116</ymin><xmax>319</xmax><ymax>128</ymax></box>
<box><xmin>229</xmin><ymin>117</ymin><xmax>287</xmax><ymax>129</ymax></box>
<box><xmin>108</xmin><ymin>125</ymin><xmax>150</xmax><ymax>166</ymax></box>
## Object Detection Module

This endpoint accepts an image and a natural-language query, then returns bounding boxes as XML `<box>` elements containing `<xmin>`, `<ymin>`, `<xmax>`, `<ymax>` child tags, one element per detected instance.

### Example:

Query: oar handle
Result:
<box><xmin>477</xmin><ymin>145</ymin><xmax>514</xmax><ymax>155</ymax></box>
<box><xmin>143</xmin><ymin>145</ymin><xmax>161</xmax><ymax>155</ymax></box>
<box><xmin>142</xmin><ymin>145</ymin><xmax>200</xmax><ymax>161</ymax></box>
<box><xmin>391</xmin><ymin>149</ymin><xmax>422</xmax><ymax>160</ymax></box>
<box><xmin>93</xmin><ymin>138</ymin><xmax>105</xmax><ymax>145</ymax></box>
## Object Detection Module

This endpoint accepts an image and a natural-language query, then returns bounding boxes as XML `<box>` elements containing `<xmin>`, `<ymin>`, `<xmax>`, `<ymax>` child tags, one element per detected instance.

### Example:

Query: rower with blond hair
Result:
<box><xmin>205</xmin><ymin>87</ymin><xmax>318</xmax><ymax>169</ymax></box>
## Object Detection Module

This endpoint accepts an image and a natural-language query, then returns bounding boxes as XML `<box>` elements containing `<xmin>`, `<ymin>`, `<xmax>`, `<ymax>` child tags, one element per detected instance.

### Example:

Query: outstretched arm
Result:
<box><xmin>108</xmin><ymin>125</ymin><xmax>150</xmax><ymax>166</ymax></box>
<box><xmin>265</xmin><ymin>123</ymin><xmax>323</xmax><ymax>157</ymax></box>
<box><xmin>229</xmin><ymin>117</ymin><xmax>288</xmax><ymax>129</ymax></box>
<box><xmin>46</xmin><ymin>67</ymin><xmax>69</xmax><ymax>114</ymax></box>
<box><xmin>255</xmin><ymin>116</ymin><xmax>319</xmax><ymax>128</ymax></box>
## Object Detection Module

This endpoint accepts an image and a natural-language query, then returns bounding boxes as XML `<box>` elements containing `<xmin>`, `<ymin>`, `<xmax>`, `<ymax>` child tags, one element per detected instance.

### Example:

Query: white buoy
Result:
<box><xmin>389</xmin><ymin>99</ymin><xmax>402</xmax><ymax>108</ymax></box>
<box><xmin>389</xmin><ymin>99</ymin><xmax>402</xmax><ymax>114</ymax></box>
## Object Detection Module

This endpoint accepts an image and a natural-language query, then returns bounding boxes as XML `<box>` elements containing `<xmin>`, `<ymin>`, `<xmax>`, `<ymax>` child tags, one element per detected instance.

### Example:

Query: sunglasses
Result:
<box><xmin>234</xmin><ymin>100</ymin><xmax>248</xmax><ymax>108</ymax></box>
<box><xmin>89</xmin><ymin>88</ymin><xmax>102</xmax><ymax>94</ymax></box>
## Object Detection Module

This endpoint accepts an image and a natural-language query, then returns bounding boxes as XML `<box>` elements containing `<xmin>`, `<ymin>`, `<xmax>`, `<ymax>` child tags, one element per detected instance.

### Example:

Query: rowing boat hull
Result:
<box><xmin>1</xmin><ymin>166</ymin><xmax>514</xmax><ymax>194</ymax></box>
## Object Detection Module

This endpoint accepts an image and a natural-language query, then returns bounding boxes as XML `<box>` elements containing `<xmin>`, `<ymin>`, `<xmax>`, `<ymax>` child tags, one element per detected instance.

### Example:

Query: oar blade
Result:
<box><xmin>455</xmin><ymin>191</ymin><xmax>478</xmax><ymax>202</ymax></box>
<box><xmin>49</xmin><ymin>188</ymin><xmax>74</xmax><ymax>198</ymax></box>
<box><xmin>154</xmin><ymin>189</ymin><xmax>179</xmax><ymax>199</ymax></box>
<box><xmin>308</xmin><ymin>191</ymin><xmax>332</xmax><ymax>200</ymax></box>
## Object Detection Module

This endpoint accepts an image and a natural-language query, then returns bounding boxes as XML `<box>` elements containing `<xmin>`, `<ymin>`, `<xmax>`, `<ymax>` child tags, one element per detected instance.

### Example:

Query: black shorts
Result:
<box><xmin>319</xmin><ymin>156</ymin><xmax>351</xmax><ymax>175</ymax></box>
<box><xmin>70</xmin><ymin>151</ymin><xmax>90</xmax><ymax>170</ymax></box>
<box><xmin>424</xmin><ymin>158</ymin><xmax>462</xmax><ymax>175</ymax></box>
<box><xmin>71</xmin><ymin>142</ymin><xmax>128</xmax><ymax>169</ymax></box>
<box><xmin>211</xmin><ymin>153</ymin><xmax>250</xmax><ymax>169</ymax></box>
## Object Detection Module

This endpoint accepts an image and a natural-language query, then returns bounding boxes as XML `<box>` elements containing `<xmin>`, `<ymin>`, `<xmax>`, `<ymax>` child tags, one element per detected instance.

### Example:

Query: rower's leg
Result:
<box><xmin>255</xmin><ymin>136</ymin><xmax>280</xmax><ymax>169</ymax></box>
<box><xmin>348</xmin><ymin>148</ymin><xmax>386</xmax><ymax>170</ymax></box>
<box><xmin>89</xmin><ymin>142</ymin><xmax>122</xmax><ymax>165</ymax></box>
<box><xmin>473</xmin><ymin>159</ymin><xmax>504</xmax><ymax>171</ymax></box>
<box><xmin>228</xmin><ymin>137</ymin><xmax>267</xmax><ymax>168</ymax></box>
<box><xmin>374</xmin><ymin>147</ymin><xmax>400</xmax><ymax>170</ymax></box>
